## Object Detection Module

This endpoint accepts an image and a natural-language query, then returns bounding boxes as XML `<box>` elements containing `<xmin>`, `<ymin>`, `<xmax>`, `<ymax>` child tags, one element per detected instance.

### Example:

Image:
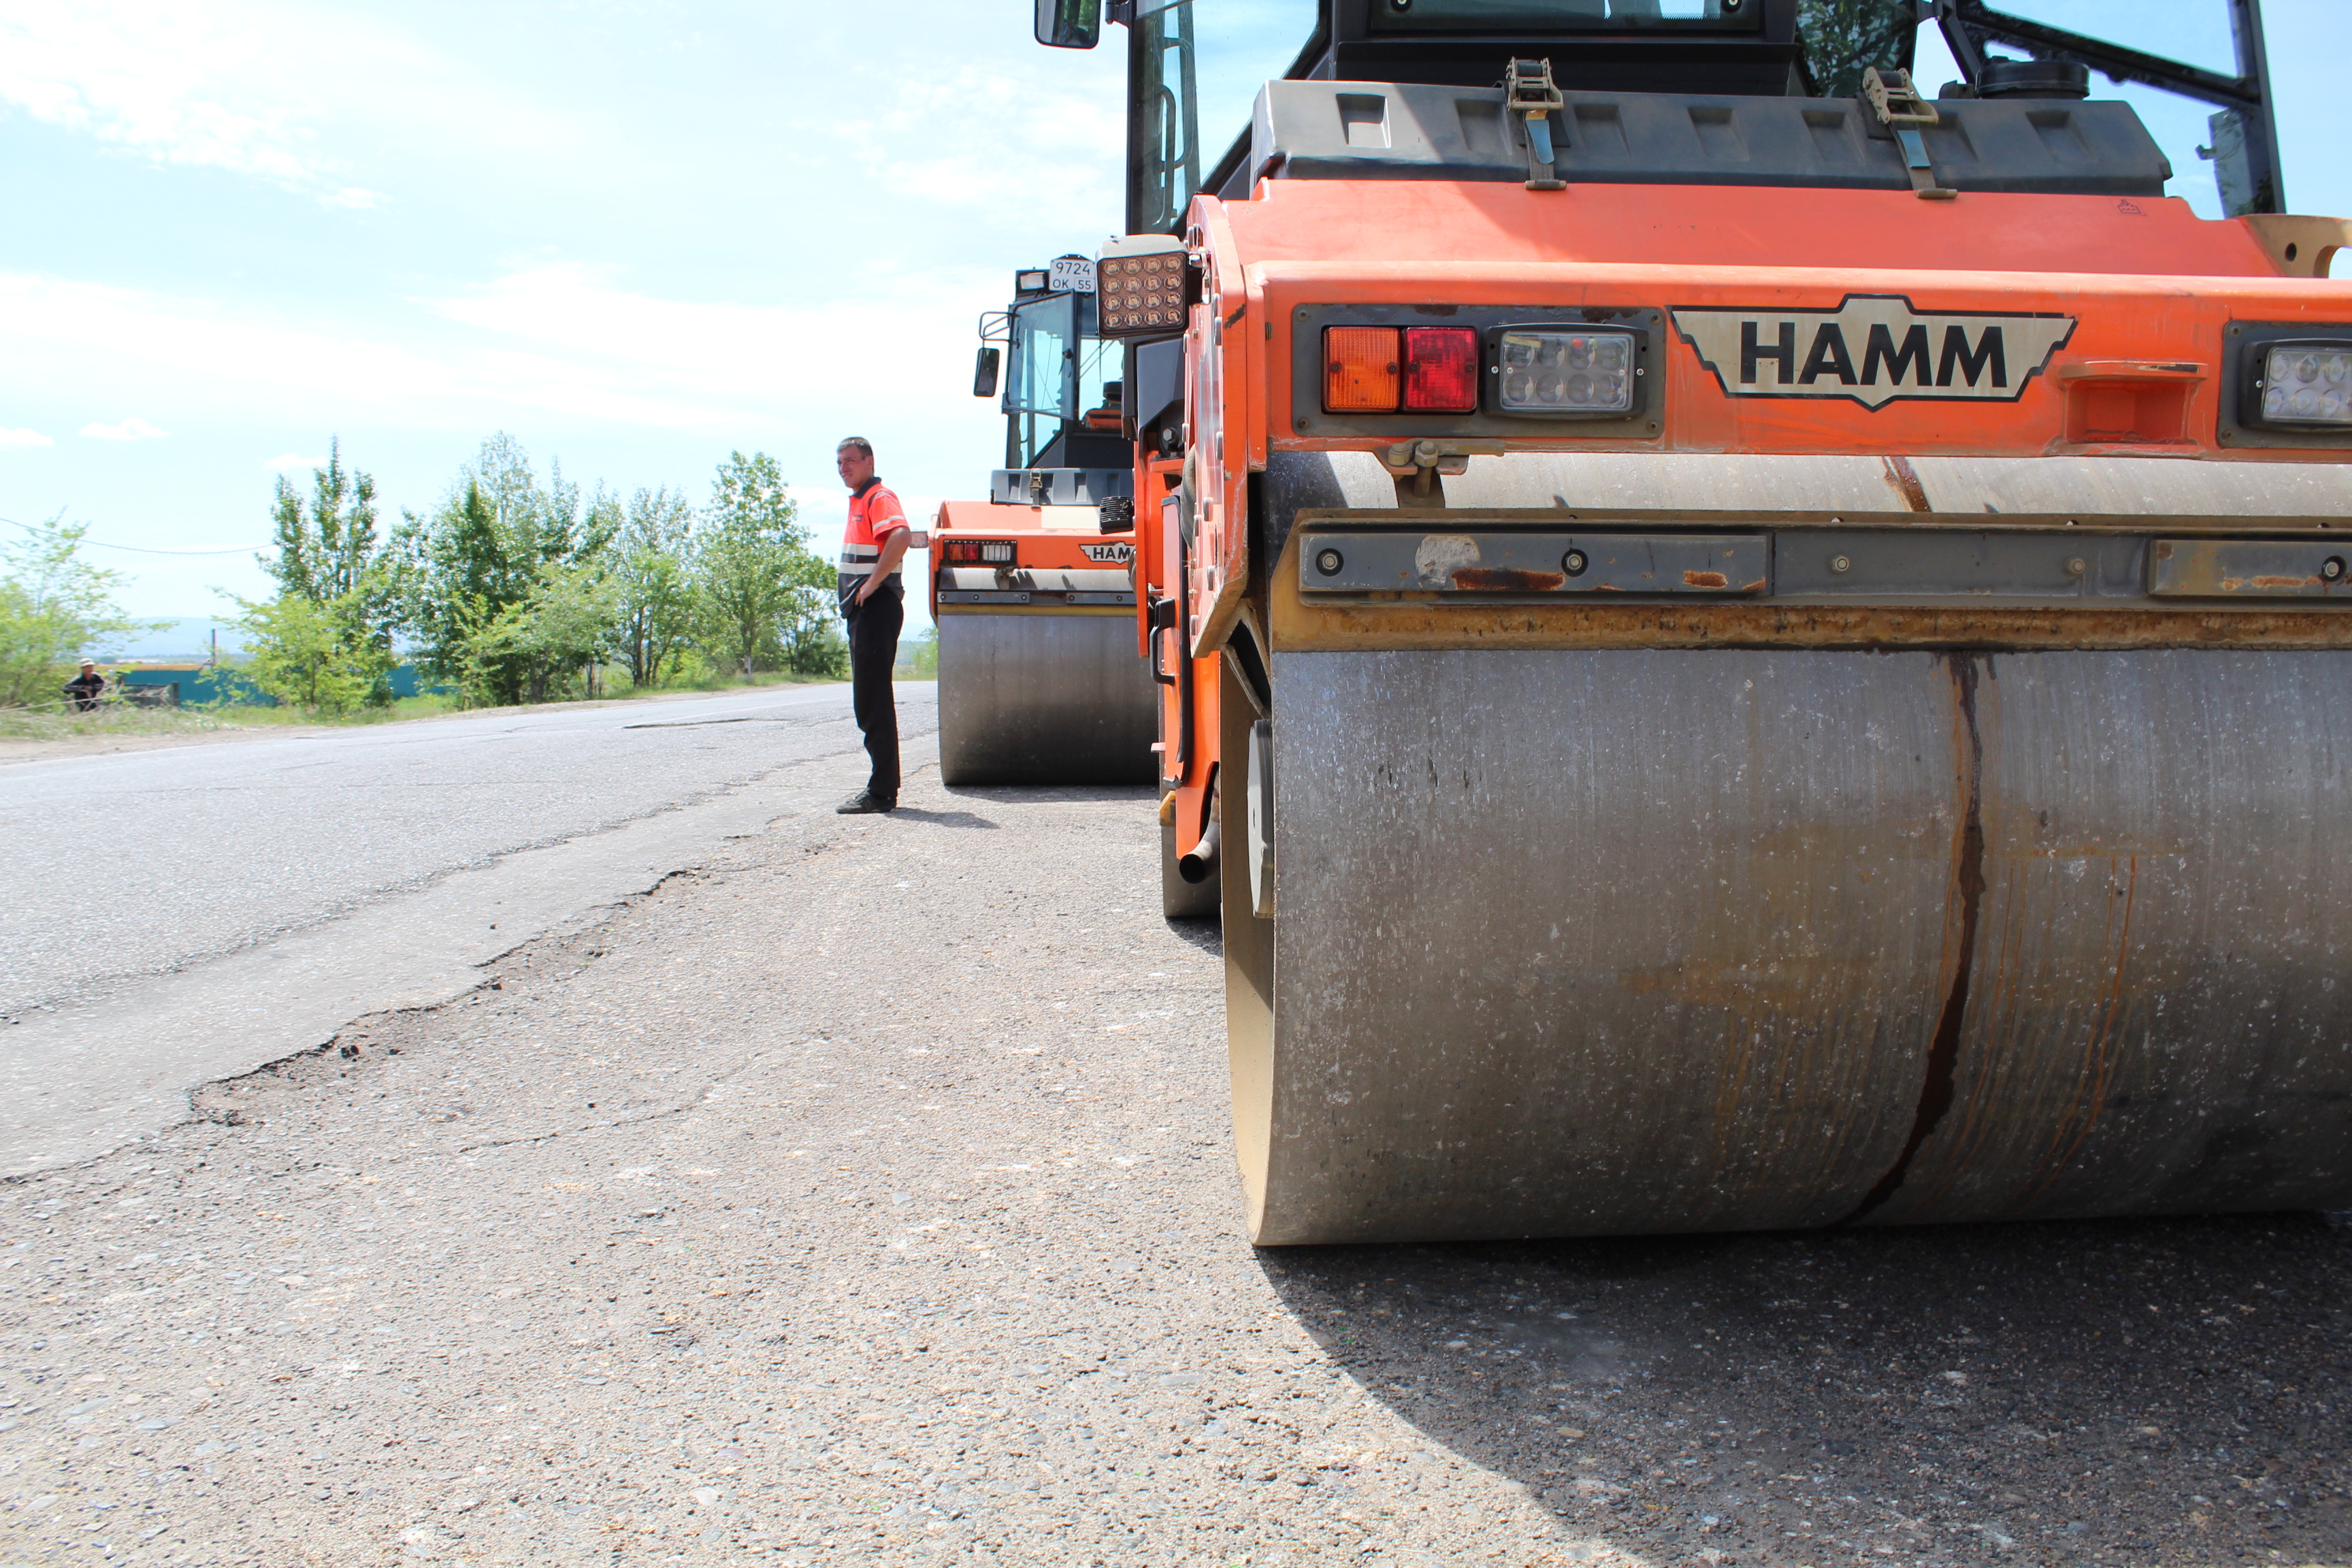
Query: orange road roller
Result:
<box><xmin>1028</xmin><ymin>0</ymin><xmax>2352</xmax><ymax>1242</ymax></box>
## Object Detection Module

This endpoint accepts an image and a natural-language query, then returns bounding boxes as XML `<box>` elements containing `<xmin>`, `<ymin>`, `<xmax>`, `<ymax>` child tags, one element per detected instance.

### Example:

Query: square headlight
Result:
<box><xmin>1095</xmin><ymin>235</ymin><xmax>1196</xmax><ymax>340</ymax></box>
<box><xmin>2255</xmin><ymin>343</ymin><xmax>2352</xmax><ymax>427</ymax></box>
<box><xmin>1493</xmin><ymin>327</ymin><xmax>1637</xmax><ymax>414</ymax></box>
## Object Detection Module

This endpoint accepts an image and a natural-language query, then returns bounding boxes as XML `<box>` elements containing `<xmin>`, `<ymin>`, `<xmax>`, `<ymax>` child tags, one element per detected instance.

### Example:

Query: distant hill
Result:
<box><xmin>105</xmin><ymin>618</ymin><xmax>247</xmax><ymax>663</ymax></box>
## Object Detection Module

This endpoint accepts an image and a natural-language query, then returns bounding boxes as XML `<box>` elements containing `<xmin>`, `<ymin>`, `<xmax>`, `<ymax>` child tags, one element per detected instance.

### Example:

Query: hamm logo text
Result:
<box><xmin>1671</xmin><ymin>296</ymin><xmax>2075</xmax><ymax>410</ymax></box>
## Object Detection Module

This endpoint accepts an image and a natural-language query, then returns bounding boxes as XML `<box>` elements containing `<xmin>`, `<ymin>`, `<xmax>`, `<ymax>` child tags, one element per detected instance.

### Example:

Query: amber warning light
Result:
<box><xmin>1323</xmin><ymin>327</ymin><xmax>1479</xmax><ymax>414</ymax></box>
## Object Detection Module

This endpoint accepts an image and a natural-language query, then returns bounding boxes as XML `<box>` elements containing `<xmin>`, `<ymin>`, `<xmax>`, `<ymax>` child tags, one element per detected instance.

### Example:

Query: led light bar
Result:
<box><xmin>943</xmin><ymin>539</ymin><xmax>1015</xmax><ymax>565</ymax></box>
<box><xmin>1494</xmin><ymin>327</ymin><xmax>1636</xmax><ymax>414</ymax></box>
<box><xmin>2257</xmin><ymin>344</ymin><xmax>2352</xmax><ymax>427</ymax></box>
<box><xmin>1095</xmin><ymin>235</ymin><xmax>1195</xmax><ymax>338</ymax></box>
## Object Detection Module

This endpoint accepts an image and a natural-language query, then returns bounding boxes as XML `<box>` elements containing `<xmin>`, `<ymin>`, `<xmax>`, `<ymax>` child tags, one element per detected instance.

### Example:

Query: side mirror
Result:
<box><xmin>973</xmin><ymin>345</ymin><xmax>1001</xmax><ymax>398</ymax></box>
<box><xmin>1035</xmin><ymin>0</ymin><xmax>1100</xmax><ymax>49</ymax></box>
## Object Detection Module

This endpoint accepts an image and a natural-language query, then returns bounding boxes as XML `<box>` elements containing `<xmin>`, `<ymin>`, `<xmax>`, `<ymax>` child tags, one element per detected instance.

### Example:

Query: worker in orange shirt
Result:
<box><xmin>835</xmin><ymin>436</ymin><xmax>915</xmax><ymax>813</ymax></box>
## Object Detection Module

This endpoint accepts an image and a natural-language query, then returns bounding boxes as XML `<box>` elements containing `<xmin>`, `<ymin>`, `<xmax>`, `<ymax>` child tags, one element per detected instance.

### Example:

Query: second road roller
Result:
<box><xmin>931</xmin><ymin>257</ymin><xmax>1158</xmax><ymax>788</ymax></box>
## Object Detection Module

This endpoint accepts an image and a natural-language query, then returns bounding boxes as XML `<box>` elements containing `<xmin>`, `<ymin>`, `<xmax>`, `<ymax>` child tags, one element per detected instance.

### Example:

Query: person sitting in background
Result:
<box><xmin>63</xmin><ymin>660</ymin><xmax>106</xmax><ymax>713</ymax></box>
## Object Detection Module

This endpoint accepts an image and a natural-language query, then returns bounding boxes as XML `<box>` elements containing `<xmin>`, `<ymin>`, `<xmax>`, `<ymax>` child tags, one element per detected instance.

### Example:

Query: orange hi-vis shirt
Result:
<box><xmin>838</xmin><ymin>478</ymin><xmax>910</xmax><ymax>602</ymax></box>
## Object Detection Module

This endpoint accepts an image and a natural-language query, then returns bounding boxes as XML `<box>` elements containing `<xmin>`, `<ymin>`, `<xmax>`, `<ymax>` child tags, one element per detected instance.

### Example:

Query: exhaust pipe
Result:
<box><xmin>1177</xmin><ymin>813</ymin><xmax>1221</xmax><ymax>884</ymax></box>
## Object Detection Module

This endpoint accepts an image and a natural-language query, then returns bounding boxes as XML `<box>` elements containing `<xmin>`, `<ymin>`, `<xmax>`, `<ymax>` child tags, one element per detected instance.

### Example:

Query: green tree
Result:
<box><xmin>693</xmin><ymin>451</ymin><xmax>825</xmax><ymax>677</ymax></box>
<box><xmin>439</xmin><ymin>561</ymin><xmax>622</xmax><ymax>708</ymax></box>
<box><xmin>394</xmin><ymin>435</ymin><xmax>619</xmax><ymax>705</ymax></box>
<box><xmin>227</xmin><ymin>589</ymin><xmax>396</xmax><ymax>715</ymax></box>
<box><xmin>901</xmin><ymin>623</ymin><xmax>939</xmax><ymax>679</ymax></box>
<box><xmin>515</xmin><ymin>559</ymin><xmax>623</xmax><ymax>697</ymax></box>
<box><xmin>0</xmin><ymin>514</ymin><xmax>148</xmax><ymax>709</ymax></box>
<box><xmin>772</xmin><ymin>551</ymin><xmax>849</xmax><ymax>676</ymax></box>
<box><xmin>242</xmin><ymin>440</ymin><xmax>402</xmax><ymax>714</ymax></box>
<box><xmin>1797</xmin><ymin>0</ymin><xmax>1917</xmax><ymax>98</ymax></box>
<box><xmin>613</xmin><ymin>486</ymin><xmax>699</xmax><ymax>688</ymax></box>
<box><xmin>261</xmin><ymin>438</ymin><xmax>379</xmax><ymax>602</ymax></box>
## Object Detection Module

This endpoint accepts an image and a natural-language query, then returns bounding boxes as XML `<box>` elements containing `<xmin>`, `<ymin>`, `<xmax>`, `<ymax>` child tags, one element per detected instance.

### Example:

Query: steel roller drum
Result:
<box><xmin>1232</xmin><ymin>647</ymin><xmax>2352</xmax><ymax>1244</ymax></box>
<box><xmin>1226</xmin><ymin>451</ymin><xmax>2352</xmax><ymax>1245</ymax></box>
<box><xmin>935</xmin><ymin>611</ymin><xmax>1158</xmax><ymax>786</ymax></box>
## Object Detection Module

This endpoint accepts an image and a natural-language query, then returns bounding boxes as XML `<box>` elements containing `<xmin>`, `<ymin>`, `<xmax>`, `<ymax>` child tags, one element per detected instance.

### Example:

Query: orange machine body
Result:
<box><xmin>1141</xmin><ymin>177</ymin><xmax>2352</xmax><ymax>862</ymax></box>
<box><xmin>927</xmin><ymin>500</ymin><xmax>1137</xmax><ymax>619</ymax></box>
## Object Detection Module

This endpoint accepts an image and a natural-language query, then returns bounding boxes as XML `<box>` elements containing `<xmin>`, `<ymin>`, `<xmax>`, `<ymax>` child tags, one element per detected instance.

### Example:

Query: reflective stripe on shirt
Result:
<box><xmin>840</xmin><ymin>479</ymin><xmax>909</xmax><ymax>598</ymax></box>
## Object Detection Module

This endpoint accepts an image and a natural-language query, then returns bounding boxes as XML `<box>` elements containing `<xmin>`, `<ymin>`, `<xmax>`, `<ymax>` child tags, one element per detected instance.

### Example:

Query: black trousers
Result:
<box><xmin>845</xmin><ymin>587</ymin><xmax>903</xmax><ymax>803</ymax></box>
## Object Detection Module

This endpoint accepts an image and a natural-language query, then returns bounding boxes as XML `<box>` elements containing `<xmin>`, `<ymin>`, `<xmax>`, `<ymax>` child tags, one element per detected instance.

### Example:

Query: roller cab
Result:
<box><xmin>1041</xmin><ymin>0</ymin><xmax>2352</xmax><ymax>1242</ymax></box>
<box><xmin>932</xmin><ymin>259</ymin><xmax>1157</xmax><ymax>786</ymax></box>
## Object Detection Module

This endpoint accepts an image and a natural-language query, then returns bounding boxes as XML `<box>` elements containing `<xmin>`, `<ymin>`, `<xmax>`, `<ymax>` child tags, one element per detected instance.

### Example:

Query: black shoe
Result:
<box><xmin>836</xmin><ymin>791</ymin><xmax>896</xmax><ymax>815</ymax></box>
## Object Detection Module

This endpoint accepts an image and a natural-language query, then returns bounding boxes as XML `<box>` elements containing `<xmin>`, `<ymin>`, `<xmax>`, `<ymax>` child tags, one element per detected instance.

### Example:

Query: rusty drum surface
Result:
<box><xmin>936</xmin><ymin>611</ymin><xmax>1158</xmax><ymax>786</ymax></box>
<box><xmin>1237</xmin><ymin>647</ymin><xmax>2352</xmax><ymax>1245</ymax></box>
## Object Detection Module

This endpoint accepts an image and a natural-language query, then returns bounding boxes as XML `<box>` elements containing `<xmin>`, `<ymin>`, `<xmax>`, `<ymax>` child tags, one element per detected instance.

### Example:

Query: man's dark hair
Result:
<box><xmin>836</xmin><ymin>436</ymin><xmax>874</xmax><ymax>459</ymax></box>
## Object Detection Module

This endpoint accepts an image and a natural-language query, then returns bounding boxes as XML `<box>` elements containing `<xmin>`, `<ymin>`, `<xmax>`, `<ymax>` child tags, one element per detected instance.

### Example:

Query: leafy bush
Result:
<box><xmin>0</xmin><ymin>514</ymin><xmax>149</xmax><ymax>710</ymax></box>
<box><xmin>227</xmin><ymin>589</ymin><xmax>397</xmax><ymax>715</ymax></box>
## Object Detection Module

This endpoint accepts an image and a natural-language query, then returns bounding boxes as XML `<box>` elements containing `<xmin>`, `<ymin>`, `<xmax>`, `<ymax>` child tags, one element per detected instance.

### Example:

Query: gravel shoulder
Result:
<box><xmin>1</xmin><ymin>731</ymin><xmax>2345</xmax><ymax>1567</ymax></box>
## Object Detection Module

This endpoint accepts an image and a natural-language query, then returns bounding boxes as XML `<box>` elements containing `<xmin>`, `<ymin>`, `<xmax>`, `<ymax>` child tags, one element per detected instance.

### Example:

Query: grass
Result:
<box><xmin>189</xmin><ymin>692</ymin><xmax>468</xmax><ymax>727</ymax></box>
<box><xmin>0</xmin><ymin>704</ymin><xmax>240</xmax><ymax>742</ymax></box>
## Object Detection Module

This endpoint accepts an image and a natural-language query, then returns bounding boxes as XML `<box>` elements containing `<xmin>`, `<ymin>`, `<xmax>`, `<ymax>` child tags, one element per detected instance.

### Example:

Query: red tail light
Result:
<box><xmin>1402</xmin><ymin>327</ymin><xmax>1480</xmax><ymax>412</ymax></box>
<box><xmin>943</xmin><ymin>539</ymin><xmax>1015</xmax><ymax>565</ymax></box>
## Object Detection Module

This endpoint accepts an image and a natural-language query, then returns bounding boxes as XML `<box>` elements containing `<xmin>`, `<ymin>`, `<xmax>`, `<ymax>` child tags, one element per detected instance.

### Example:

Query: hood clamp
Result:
<box><xmin>1505</xmin><ymin>58</ymin><xmax>1567</xmax><ymax>192</ymax></box>
<box><xmin>1865</xmin><ymin>67</ymin><xmax>1957</xmax><ymax>201</ymax></box>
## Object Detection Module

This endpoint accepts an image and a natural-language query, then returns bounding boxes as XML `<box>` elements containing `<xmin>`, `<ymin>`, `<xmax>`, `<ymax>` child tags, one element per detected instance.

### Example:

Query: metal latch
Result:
<box><xmin>1505</xmin><ymin>58</ymin><xmax>1565</xmax><ymax>192</ymax></box>
<box><xmin>1380</xmin><ymin>438</ymin><xmax>1505</xmax><ymax>498</ymax></box>
<box><xmin>1863</xmin><ymin>67</ymin><xmax>1956</xmax><ymax>201</ymax></box>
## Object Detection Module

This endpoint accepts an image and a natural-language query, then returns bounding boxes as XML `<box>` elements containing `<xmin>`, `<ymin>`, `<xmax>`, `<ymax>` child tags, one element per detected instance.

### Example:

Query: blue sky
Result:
<box><xmin>1</xmin><ymin>1</ymin><xmax>2345</xmax><ymax>641</ymax></box>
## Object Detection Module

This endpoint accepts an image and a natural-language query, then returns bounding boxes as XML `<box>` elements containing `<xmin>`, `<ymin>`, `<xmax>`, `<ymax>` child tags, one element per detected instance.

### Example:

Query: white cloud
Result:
<box><xmin>0</xmin><ymin>1</ymin><xmax>338</xmax><ymax>187</ymax></box>
<box><xmin>261</xmin><ymin>451</ymin><xmax>327</xmax><ymax>472</ymax></box>
<box><xmin>1</xmin><ymin>270</ymin><xmax>742</xmax><ymax>432</ymax></box>
<box><xmin>0</xmin><ymin>261</ymin><xmax>1004</xmax><ymax>443</ymax></box>
<box><xmin>0</xmin><ymin>0</ymin><xmax>570</xmax><ymax>206</ymax></box>
<box><xmin>80</xmin><ymin>416</ymin><xmax>169</xmax><ymax>441</ymax></box>
<box><xmin>0</xmin><ymin>426</ymin><xmax>54</xmax><ymax>448</ymax></box>
<box><xmin>811</xmin><ymin>61</ymin><xmax>1123</xmax><ymax>219</ymax></box>
<box><xmin>413</xmin><ymin>261</ymin><xmax>1006</xmax><ymax>428</ymax></box>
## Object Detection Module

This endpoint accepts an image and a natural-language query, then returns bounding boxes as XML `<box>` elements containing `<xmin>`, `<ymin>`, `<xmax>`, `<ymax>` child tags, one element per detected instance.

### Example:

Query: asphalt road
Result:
<box><xmin>0</xmin><ymin>683</ymin><xmax>933</xmax><ymax>1020</ymax></box>
<box><xmin>0</xmin><ymin>684</ymin><xmax>941</xmax><ymax>1177</ymax></box>
<box><xmin>0</xmin><ymin>722</ymin><xmax>2345</xmax><ymax>1566</ymax></box>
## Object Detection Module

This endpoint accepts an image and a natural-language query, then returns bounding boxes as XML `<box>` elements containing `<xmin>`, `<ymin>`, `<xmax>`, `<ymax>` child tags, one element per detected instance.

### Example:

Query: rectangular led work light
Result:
<box><xmin>1494</xmin><ymin>327</ymin><xmax>1637</xmax><ymax>414</ymax></box>
<box><xmin>2255</xmin><ymin>344</ymin><xmax>2352</xmax><ymax>427</ymax></box>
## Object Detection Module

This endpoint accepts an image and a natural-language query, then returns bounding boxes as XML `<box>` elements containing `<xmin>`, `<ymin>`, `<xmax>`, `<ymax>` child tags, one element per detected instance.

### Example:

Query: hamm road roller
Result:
<box><xmin>931</xmin><ymin>257</ymin><xmax>1158</xmax><ymax>786</ymax></box>
<box><xmin>1032</xmin><ymin>0</ymin><xmax>2352</xmax><ymax>1243</ymax></box>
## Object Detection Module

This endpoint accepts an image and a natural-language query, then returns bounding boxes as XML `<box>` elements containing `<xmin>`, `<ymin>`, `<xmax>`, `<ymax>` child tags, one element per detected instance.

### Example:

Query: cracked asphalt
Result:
<box><xmin>1</xmin><ymin>723</ymin><xmax>2347</xmax><ymax>1567</ymax></box>
<box><xmin>0</xmin><ymin>682</ymin><xmax>925</xmax><ymax>1019</ymax></box>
